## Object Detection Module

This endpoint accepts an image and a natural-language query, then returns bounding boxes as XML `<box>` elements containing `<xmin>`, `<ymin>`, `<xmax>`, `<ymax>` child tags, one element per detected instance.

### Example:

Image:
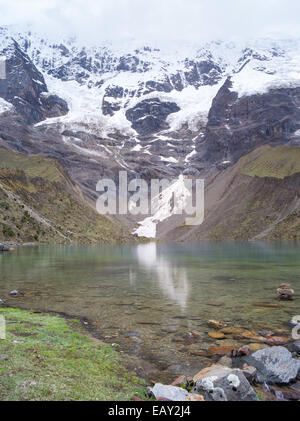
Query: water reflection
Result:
<box><xmin>136</xmin><ymin>243</ymin><xmax>189</xmax><ymax>312</ymax></box>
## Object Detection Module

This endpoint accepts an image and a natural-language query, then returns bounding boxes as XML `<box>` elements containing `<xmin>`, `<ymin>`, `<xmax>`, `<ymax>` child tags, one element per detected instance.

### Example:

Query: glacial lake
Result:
<box><xmin>0</xmin><ymin>241</ymin><xmax>299</xmax><ymax>382</ymax></box>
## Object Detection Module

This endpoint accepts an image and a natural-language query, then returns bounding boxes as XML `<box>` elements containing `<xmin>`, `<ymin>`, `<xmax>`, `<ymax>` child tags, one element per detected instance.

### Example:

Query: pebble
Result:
<box><xmin>0</xmin><ymin>354</ymin><xmax>10</xmax><ymax>360</ymax></box>
<box><xmin>208</xmin><ymin>331</ymin><xmax>225</xmax><ymax>339</ymax></box>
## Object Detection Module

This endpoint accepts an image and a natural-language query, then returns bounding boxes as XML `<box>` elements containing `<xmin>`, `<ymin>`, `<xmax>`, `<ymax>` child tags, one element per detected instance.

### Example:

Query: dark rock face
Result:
<box><xmin>184</xmin><ymin>59</ymin><xmax>222</xmax><ymax>88</ymax></box>
<box><xmin>126</xmin><ymin>98</ymin><xmax>180</xmax><ymax>136</ymax></box>
<box><xmin>102</xmin><ymin>85</ymin><xmax>124</xmax><ymax>116</ymax></box>
<box><xmin>49</xmin><ymin>48</ymin><xmax>94</xmax><ymax>83</ymax></box>
<box><xmin>144</xmin><ymin>79</ymin><xmax>173</xmax><ymax>95</ymax></box>
<box><xmin>0</xmin><ymin>40</ymin><xmax>68</xmax><ymax>124</ymax></box>
<box><xmin>117</xmin><ymin>55</ymin><xmax>140</xmax><ymax>72</ymax></box>
<box><xmin>199</xmin><ymin>77</ymin><xmax>300</xmax><ymax>164</ymax></box>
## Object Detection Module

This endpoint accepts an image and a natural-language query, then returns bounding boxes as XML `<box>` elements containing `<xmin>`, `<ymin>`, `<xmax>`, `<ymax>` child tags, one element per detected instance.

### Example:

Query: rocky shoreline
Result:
<box><xmin>1</xmin><ymin>299</ymin><xmax>300</xmax><ymax>401</ymax></box>
<box><xmin>1</xmin><ymin>245</ymin><xmax>299</xmax><ymax>402</ymax></box>
<box><xmin>140</xmin><ymin>318</ymin><xmax>300</xmax><ymax>402</ymax></box>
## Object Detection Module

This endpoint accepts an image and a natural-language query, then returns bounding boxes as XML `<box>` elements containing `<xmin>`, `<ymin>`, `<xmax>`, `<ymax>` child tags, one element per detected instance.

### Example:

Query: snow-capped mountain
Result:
<box><xmin>1</xmin><ymin>25</ymin><xmax>300</xmax><ymax>238</ymax></box>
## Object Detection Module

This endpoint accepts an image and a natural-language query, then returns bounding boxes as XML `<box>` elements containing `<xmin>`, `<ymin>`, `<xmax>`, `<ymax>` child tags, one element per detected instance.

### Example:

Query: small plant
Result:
<box><xmin>2</xmin><ymin>223</ymin><xmax>15</xmax><ymax>238</ymax></box>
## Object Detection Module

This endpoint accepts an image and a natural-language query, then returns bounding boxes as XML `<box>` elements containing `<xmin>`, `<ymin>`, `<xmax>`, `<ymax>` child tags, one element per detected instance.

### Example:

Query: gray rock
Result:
<box><xmin>218</xmin><ymin>356</ymin><xmax>232</xmax><ymax>368</ymax></box>
<box><xmin>0</xmin><ymin>354</ymin><xmax>10</xmax><ymax>360</ymax></box>
<box><xmin>244</xmin><ymin>346</ymin><xmax>300</xmax><ymax>384</ymax></box>
<box><xmin>0</xmin><ymin>299</ymin><xmax>4</xmax><ymax>305</ymax></box>
<box><xmin>0</xmin><ymin>243</ymin><xmax>9</xmax><ymax>252</ymax></box>
<box><xmin>193</xmin><ymin>366</ymin><xmax>258</xmax><ymax>401</ymax></box>
<box><xmin>242</xmin><ymin>365</ymin><xmax>257</xmax><ymax>384</ymax></box>
<box><xmin>292</xmin><ymin>341</ymin><xmax>300</xmax><ymax>354</ymax></box>
<box><xmin>148</xmin><ymin>383</ymin><xmax>188</xmax><ymax>401</ymax></box>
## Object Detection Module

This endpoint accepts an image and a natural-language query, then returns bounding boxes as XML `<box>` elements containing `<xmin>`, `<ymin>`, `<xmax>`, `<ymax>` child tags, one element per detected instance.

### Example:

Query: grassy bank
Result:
<box><xmin>0</xmin><ymin>307</ymin><xmax>146</xmax><ymax>401</ymax></box>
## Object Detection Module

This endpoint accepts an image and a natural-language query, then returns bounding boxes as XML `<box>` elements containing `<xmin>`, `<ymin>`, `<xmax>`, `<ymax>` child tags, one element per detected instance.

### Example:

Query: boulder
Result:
<box><xmin>209</xmin><ymin>345</ymin><xmax>236</xmax><ymax>356</ymax></box>
<box><xmin>249</xmin><ymin>343</ymin><xmax>268</xmax><ymax>352</ymax></box>
<box><xmin>147</xmin><ymin>383</ymin><xmax>188</xmax><ymax>401</ymax></box>
<box><xmin>192</xmin><ymin>365</ymin><xmax>258</xmax><ymax>401</ymax></box>
<box><xmin>244</xmin><ymin>346</ymin><xmax>300</xmax><ymax>384</ymax></box>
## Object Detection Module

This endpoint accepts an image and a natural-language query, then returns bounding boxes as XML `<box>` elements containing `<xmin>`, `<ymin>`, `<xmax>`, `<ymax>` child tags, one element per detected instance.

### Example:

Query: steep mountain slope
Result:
<box><xmin>1</xmin><ymin>26</ymin><xmax>300</xmax><ymax>241</ymax></box>
<box><xmin>165</xmin><ymin>145</ymin><xmax>300</xmax><ymax>241</ymax></box>
<box><xmin>0</xmin><ymin>147</ymin><xmax>131</xmax><ymax>244</ymax></box>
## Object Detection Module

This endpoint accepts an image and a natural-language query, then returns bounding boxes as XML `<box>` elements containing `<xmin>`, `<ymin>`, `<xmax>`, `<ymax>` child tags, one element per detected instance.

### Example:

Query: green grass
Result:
<box><xmin>0</xmin><ymin>307</ymin><xmax>146</xmax><ymax>401</ymax></box>
<box><xmin>0</xmin><ymin>147</ymin><xmax>132</xmax><ymax>244</ymax></box>
<box><xmin>239</xmin><ymin>145</ymin><xmax>300</xmax><ymax>179</ymax></box>
<box><xmin>0</xmin><ymin>148</ymin><xmax>64</xmax><ymax>183</ymax></box>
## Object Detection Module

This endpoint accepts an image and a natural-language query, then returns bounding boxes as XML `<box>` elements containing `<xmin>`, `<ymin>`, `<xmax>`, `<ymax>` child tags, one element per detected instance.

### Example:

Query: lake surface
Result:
<box><xmin>0</xmin><ymin>242</ymin><xmax>299</xmax><ymax>382</ymax></box>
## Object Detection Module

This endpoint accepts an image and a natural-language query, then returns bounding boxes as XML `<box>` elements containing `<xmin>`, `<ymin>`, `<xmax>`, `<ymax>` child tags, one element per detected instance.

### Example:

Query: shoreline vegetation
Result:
<box><xmin>1</xmin><ymin>305</ymin><xmax>300</xmax><ymax>401</ymax></box>
<box><xmin>0</xmin><ymin>306</ymin><xmax>147</xmax><ymax>401</ymax></box>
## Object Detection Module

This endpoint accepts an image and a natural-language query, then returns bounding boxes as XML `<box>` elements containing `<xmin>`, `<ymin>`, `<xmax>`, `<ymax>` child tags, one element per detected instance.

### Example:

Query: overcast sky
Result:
<box><xmin>1</xmin><ymin>0</ymin><xmax>300</xmax><ymax>45</ymax></box>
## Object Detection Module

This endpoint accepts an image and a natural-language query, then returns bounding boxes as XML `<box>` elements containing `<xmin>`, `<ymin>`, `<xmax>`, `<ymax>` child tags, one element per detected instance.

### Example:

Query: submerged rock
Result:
<box><xmin>244</xmin><ymin>346</ymin><xmax>300</xmax><ymax>384</ymax></box>
<box><xmin>208</xmin><ymin>320</ymin><xmax>228</xmax><ymax>329</ymax></box>
<box><xmin>147</xmin><ymin>383</ymin><xmax>188</xmax><ymax>401</ymax></box>
<box><xmin>277</xmin><ymin>284</ymin><xmax>294</xmax><ymax>300</ymax></box>
<box><xmin>208</xmin><ymin>331</ymin><xmax>225</xmax><ymax>339</ymax></box>
<box><xmin>192</xmin><ymin>365</ymin><xmax>258</xmax><ymax>401</ymax></box>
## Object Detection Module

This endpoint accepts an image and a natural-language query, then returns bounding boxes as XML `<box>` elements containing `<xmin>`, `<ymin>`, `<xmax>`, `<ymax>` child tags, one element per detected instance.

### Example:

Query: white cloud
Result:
<box><xmin>1</xmin><ymin>0</ymin><xmax>300</xmax><ymax>45</ymax></box>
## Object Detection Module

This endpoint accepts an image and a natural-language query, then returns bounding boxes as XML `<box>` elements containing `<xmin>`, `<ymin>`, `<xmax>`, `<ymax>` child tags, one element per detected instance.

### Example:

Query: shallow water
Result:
<box><xmin>0</xmin><ymin>241</ymin><xmax>299</xmax><ymax>381</ymax></box>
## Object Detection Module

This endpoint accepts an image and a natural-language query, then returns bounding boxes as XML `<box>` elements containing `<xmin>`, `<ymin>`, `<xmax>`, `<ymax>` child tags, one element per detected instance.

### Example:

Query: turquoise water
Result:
<box><xmin>0</xmin><ymin>241</ymin><xmax>299</xmax><ymax>381</ymax></box>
